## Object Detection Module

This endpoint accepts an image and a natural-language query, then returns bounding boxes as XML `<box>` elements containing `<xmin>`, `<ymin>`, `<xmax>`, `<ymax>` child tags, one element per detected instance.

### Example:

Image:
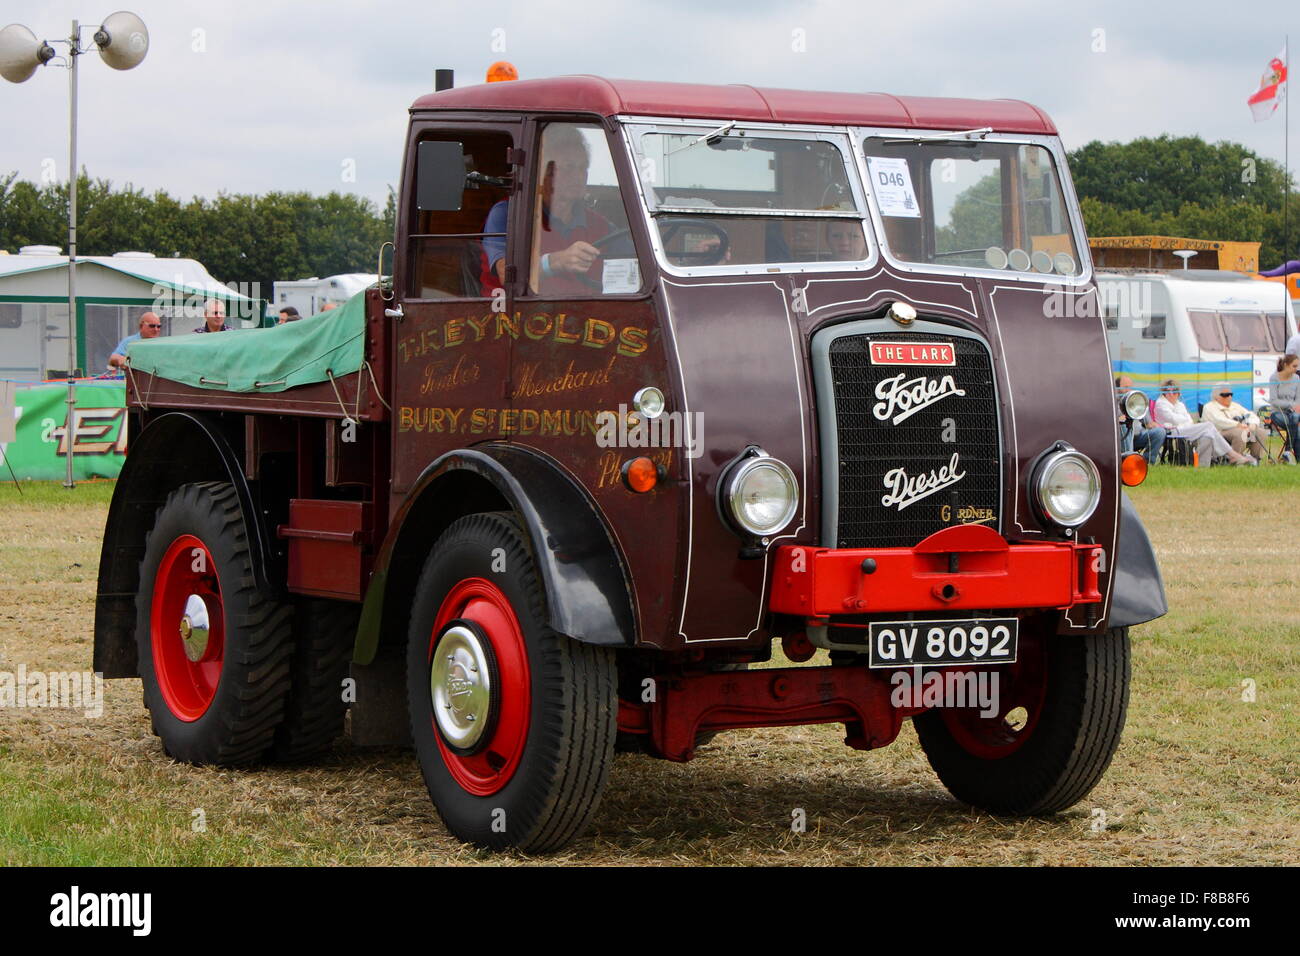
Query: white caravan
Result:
<box><xmin>269</xmin><ymin>273</ymin><xmax>375</xmax><ymax>320</ymax></box>
<box><xmin>1098</xmin><ymin>270</ymin><xmax>1299</xmax><ymax>412</ymax></box>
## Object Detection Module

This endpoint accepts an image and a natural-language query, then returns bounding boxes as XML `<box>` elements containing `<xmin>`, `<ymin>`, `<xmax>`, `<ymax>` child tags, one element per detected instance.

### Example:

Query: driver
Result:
<box><xmin>480</xmin><ymin>124</ymin><xmax>611</xmax><ymax>297</ymax></box>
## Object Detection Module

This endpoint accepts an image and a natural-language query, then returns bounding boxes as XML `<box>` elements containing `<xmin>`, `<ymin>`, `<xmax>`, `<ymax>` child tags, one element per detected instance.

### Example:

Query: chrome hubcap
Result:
<box><xmin>431</xmin><ymin>624</ymin><xmax>493</xmax><ymax>750</ymax></box>
<box><xmin>179</xmin><ymin>593</ymin><xmax>211</xmax><ymax>662</ymax></box>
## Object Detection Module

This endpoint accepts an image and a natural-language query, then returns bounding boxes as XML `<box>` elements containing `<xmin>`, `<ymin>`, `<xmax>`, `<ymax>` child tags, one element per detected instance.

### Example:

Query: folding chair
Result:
<box><xmin>1264</xmin><ymin>405</ymin><xmax>1295</xmax><ymax>463</ymax></box>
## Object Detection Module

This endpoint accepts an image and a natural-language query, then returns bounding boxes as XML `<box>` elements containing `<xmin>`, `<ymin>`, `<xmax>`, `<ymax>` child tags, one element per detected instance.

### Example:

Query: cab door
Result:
<box><xmin>506</xmin><ymin>118</ymin><xmax>655</xmax><ymax>455</ymax></box>
<box><xmin>390</xmin><ymin>118</ymin><xmax>523</xmax><ymax>497</ymax></box>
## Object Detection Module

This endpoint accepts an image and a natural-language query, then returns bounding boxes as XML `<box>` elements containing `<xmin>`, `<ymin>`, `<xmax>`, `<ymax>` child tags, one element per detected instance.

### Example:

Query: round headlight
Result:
<box><xmin>1122</xmin><ymin>389</ymin><xmax>1149</xmax><ymax>420</ymax></box>
<box><xmin>723</xmin><ymin>455</ymin><xmax>798</xmax><ymax>537</ymax></box>
<box><xmin>1034</xmin><ymin>449</ymin><xmax>1101</xmax><ymax>528</ymax></box>
<box><xmin>632</xmin><ymin>386</ymin><xmax>665</xmax><ymax>419</ymax></box>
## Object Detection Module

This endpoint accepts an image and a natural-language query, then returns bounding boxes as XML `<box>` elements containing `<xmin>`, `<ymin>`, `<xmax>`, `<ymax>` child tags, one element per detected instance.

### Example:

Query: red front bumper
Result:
<box><xmin>768</xmin><ymin>523</ymin><xmax>1102</xmax><ymax>618</ymax></box>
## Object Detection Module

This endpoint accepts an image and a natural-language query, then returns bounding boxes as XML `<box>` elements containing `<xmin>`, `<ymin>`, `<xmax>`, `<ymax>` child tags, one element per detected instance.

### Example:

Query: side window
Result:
<box><xmin>1219</xmin><ymin>312</ymin><xmax>1270</xmax><ymax>351</ymax></box>
<box><xmin>1103</xmin><ymin>302</ymin><xmax>1119</xmax><ymax>331</ymax></box>
<box><xmin>1266</xmin><ymin>312</ymin><xmax>1287</xmax><ymax>351</ymax></box>
<box><xmin>528</xmin><ymin>123</ymin><xmax>638</xmax><ymax>297</ymax></box>
<box><xmin>1142</xmin><ymin>313</ymin><xmax>1167</xmax><ymax>340</ymax></box>
<box><xmin>408</xmin><ymin>130</ymin><xmax>514</xmax><ymax>299</ymax></box>
<box><xmin>1188</xmin><ymin>310</ymin><xmax>1225</xmax><ymax>352</ymax></box>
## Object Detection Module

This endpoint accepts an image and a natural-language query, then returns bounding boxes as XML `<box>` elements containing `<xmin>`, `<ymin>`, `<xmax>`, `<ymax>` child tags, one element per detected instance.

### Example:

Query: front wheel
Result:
<box><xmin>913</xmin><ymin>626</ymin><xmax>1130</xmax><ymax>815</ymax></box>
<box><xmin>406</xmin><ymin>512</ymin><xmax>617</xmax><ymax>852</ymax></box>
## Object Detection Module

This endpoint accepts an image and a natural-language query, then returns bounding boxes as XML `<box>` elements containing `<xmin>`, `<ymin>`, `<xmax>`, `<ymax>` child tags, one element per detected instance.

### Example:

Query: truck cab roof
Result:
<box><xmin>410</xmin><ymin>75</ymin><xmax>1057</xmax><ymax>134</ymax></box>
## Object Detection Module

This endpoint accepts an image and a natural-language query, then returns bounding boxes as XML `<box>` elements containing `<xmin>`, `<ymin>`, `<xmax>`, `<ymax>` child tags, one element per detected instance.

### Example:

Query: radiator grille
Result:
<box><xmin>823</xmin><ymin>329</ymin><xmax>1000</xmax><ymax>548</ymax></box>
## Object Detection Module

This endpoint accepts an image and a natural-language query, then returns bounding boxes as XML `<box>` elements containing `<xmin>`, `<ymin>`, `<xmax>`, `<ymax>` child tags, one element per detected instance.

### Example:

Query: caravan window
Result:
<box><xmin>1188</xmin><ymin>310</ymin><xmax>1224</xmax><ymax>352</ymax></box>
<box><xmin>1266</xmin><ymin>312</ymin><xmax>1288</xmax><ymax>351</ymax></box>
<box><xmin>1142</xmin><ymin>313</ymin><xmax>1167</xmax><ymax>340</ymax></box>
<box><xmin>1219</xmin><ymin>312</ymin><xmax>1271</xmax><ymax>352</ymax></box>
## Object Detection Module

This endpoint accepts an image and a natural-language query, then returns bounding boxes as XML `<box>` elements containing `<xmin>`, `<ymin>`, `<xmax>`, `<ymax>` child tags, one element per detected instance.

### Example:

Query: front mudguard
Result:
<box><xmin>1109</xmin><ymin>491</ymin><xmax>1167</xmax><ymax>628</ymax></box>
<box><xmin>354</xmin><ymin>444</ymin><xmax>636</xmax><ymax>665</ymax></box>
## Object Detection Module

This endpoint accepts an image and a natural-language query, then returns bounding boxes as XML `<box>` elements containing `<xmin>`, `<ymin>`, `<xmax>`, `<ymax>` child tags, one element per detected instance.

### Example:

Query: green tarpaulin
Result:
<box><xmin>126</xmin><ymin>292</ymin><xmax>367</xmax><ymax>392</ymax></box>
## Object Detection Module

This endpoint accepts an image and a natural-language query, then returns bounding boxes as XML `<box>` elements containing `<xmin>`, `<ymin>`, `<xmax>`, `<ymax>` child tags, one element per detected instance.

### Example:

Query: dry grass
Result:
<box><xmin>0</xmin><ymin>470</ymin><xmax>1296</xmax><ymax>866</ymax></box>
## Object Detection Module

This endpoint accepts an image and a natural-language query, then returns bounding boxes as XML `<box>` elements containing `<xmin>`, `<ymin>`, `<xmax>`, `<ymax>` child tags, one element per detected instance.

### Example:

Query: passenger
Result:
<box><xmin>1266</xmin><ymin>354</ymin><xmax>1300</xmax><ymax>462</ymax></box>
<box><xmin>277</xmin><ymin>306</ymin><xmax>301</xmax><ymax>324</ymax></box>
<box><xmin>481</xmin><ymin>125</ymin><xmax>610</xmax><ymax>295</ymax></box>
<box><xmin>1201</xmin><ymin>382</ymin><xmax>1269</xmax><ymax>461</ymax></box>
<box><xmin>826</xmin><ymin>220</ymin><xmax>867</xmax><ymax>261</ymax></box>
<box><xmin>194</xmin><ymin>299</ymin><xmax>232</xmax><ymax>333</ymax></box>
<box><xmin>1115</xmin><ymin>375</ymin><xmax>1165</xmax><ymax>464</ymax></box>
<box><xmin>1153</xmin><ymin>380</ymin><xmax>1255</xmax><ymax>466</ymax></box>
<box><xmin>108</xmin><ymin>311</ymin><xmax>161</xmax><ymax>369</ymax></box>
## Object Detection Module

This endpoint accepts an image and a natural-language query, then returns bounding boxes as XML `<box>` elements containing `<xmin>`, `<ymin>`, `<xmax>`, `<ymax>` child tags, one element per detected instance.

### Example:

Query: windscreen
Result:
<box><xmin>862</xmin><ymin>137</ymin><xmax>1082</xmax><ymax>278</ymax></box>
<box><xmin>631</xmin><ymin>126</ymin><xmax>868</xmax><ymax>267</ymax></box>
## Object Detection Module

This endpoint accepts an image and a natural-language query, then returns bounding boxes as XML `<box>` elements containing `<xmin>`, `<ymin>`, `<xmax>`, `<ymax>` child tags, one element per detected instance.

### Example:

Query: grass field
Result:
<box><xmin>0</xmin><ymin>467</ymin><xmax>1296</xmax><ymax>866</ymax></box>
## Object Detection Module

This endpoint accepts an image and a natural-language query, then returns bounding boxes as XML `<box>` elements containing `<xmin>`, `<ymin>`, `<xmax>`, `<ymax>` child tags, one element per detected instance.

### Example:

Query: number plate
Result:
<box><xmin>867</xmin><ymin>618</ymin><xmax>1018</xmax><ymax>668</ymax></box>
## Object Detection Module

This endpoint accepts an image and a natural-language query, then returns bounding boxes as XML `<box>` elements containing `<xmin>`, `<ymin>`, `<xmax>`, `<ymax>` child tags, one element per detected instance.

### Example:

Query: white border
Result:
<box><xmin>659</xmin><ymin>276</ymin><xmax>809</xmax><ymax>643</ymax></box>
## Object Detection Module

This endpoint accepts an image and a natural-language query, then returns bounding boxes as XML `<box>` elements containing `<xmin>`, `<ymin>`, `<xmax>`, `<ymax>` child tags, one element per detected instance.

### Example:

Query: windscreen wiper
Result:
<box><xmin>880</xmin><ymin>127</ymin><xmax>993</xmax><ymax>145</ymax></box>
<box><xmin>666</xmin><ymin>121</ymin><xmax>738</xmax><ymax>156</ymax></box>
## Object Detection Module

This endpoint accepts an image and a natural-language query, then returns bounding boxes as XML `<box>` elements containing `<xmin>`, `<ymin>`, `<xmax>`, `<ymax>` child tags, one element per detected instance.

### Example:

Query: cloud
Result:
<box><xmin>0</xmin><ymin>0</ymin><xmax>1293</xmax><ymax>216</ymax></box>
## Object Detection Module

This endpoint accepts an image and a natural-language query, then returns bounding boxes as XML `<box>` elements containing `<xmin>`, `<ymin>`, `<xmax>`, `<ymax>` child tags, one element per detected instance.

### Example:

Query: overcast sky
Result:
<box><xmin>0</xmin><ymin>0</ymin><xmax>1295</xmax><ymax>215</ymax></box>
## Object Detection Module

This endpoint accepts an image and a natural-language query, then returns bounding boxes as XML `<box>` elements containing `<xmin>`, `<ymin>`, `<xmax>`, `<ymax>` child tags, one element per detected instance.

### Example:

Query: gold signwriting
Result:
<box><xmin>398</xmin><ymin>311</ymin><xmax>648</xmax><ymax>363</ymax></box>
<box><xmin>940</xmin><ymin>503</ymin><xmax>996</xmax><ymax>524</ymax></box>
<box><xmin>398</xmin><ymin>406</ymin><xmax>609</xmax><ymax>437</ymax></box>
<box><xmin>513</xmin><ymin>356</ymin><xmax>617</xmax><ymax>398</ymax></box>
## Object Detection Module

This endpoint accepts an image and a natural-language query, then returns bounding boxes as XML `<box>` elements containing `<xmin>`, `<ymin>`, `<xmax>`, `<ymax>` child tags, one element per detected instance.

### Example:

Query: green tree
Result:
<box><xmin>1068</xmin><ymin>135</ymin><xmax>1288</xmax><ymax>216</ymax></box>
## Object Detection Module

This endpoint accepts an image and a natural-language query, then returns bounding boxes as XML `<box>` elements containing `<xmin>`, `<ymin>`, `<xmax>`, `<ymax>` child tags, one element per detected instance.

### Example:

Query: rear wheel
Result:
<box><xmin>406</xmin><ymin>512</ymin><xmax>617</xmax><ymax>852</ymax></box>
<box><xmin>271</xmin><ymin>598</ymin><xmax>358</xmax><ymax>762</ymax></box>
<box><xmin>135</xmin><ymin>481</ymin><xmax>294</xmax><ymax>765</ymax></box>
<box><xmin>913</xmin><ymin>626</ymin><xmax>1130</xmax><ymax>814</ymax></box>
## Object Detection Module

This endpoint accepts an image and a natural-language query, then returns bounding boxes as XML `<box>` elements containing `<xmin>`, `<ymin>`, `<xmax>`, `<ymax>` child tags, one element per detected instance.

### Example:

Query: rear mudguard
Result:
<box><xmin>93</xmin><ymin>411</ymin><xmax>277</xmax><ymax>677</ymax></box>
<box><xmin>354</xmin><ymin>444</ymin><xmax>636</xmax><ymax>664</ymax></box>
<box><xmin>1108</xmin><ymin>490</ymin><xmax>1167</xmax><ymax>628</ymax></box>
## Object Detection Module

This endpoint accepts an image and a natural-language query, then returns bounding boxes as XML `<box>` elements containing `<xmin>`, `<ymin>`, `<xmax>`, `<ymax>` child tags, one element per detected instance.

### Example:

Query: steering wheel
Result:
<box><xmin>659</xmin><ymin>219</ymin><xmax>730</xmax><ymax>267</ymax></box>
<box><xmin>592</xmin><ymin>227</ymin><xmax>636</xmax><ymax>257</ymax></box>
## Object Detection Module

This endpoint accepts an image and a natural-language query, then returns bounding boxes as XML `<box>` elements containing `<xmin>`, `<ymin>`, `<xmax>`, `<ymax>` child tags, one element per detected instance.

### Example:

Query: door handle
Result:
<box><xmin>384</xmin><ymin>304</ymin><xmax>404</xmax><ymax>321</ymax></box>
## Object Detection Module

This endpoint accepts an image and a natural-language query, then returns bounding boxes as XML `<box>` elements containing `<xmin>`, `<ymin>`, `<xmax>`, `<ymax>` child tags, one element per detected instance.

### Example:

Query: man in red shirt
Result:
<box><xmin>481</xmin><ymin>124</ymin><xmax>610</xmax><ymax>297</ymax></box>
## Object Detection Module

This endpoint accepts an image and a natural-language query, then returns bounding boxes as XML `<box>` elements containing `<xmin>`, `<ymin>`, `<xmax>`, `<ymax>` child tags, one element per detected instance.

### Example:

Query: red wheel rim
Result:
<box><xmin>151</xmin><ymin>534</ymin><xmax>225</xmax><ymax>721</ymax></box>
<box><xmin>429</xmin><ymin>578</ymin><xmax>530</xmax><ymax>796</ymax></box>
<box><xmin>938</xmin><ymin>634</ymin><xmax>1048</xmax><ymax>760</ymax></box>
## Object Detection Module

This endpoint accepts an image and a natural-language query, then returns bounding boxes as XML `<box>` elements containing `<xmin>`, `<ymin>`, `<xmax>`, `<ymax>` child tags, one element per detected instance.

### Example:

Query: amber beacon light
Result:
<box><xmin>486</xmin><ymin>61</ymin><xmax>518</xmax><ymax>83</ymax></box>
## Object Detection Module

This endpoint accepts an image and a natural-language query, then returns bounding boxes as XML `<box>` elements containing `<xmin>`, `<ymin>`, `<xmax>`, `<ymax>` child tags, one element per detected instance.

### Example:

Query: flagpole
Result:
<box><xmin>1286</xmin><ymin>35</ymin><xmax>1290</xmax><ymax>262</ymax></box>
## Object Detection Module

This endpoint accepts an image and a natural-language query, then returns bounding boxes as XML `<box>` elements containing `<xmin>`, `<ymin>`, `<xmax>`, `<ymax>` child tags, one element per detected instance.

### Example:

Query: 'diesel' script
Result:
<box><xmin>880</xmin><ymin>453</ymin><xmax>967</xmax><ymax>511</ymax></box>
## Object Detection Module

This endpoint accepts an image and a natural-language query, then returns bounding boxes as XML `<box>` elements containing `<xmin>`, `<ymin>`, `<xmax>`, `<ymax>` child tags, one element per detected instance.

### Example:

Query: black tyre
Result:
<box><xmin>135</xmin><ymin>481</ymin><xmax>294</xmax><ymax>765</ymax></box>
<box><xmin>406</xmin><ymin>512</ymin><xmax>617</xmax><ymax>852</ymax></box>
<box><xmin>913</xmin><ymin>626</ymin><xmax>1130</xmax><ymax>815</ymax></box>
<box><xmin>271</xmin><ymin>598</ymin><xmax>359</xmax><ymax>762</ymax></box>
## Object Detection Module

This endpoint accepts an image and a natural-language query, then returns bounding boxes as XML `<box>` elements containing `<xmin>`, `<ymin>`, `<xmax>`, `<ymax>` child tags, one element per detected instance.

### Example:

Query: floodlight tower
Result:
<box><xmin>0</xmin><ymin>12</ymin><xmax>149</xmax><ymax>487</ymax></box>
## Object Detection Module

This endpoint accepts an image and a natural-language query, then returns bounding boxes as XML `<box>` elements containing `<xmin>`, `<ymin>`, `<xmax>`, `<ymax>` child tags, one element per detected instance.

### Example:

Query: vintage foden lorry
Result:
<box><xmin>94</xmin><ymin>74</ymin><xmax>1166</xmax><ymax>852</ymax></box>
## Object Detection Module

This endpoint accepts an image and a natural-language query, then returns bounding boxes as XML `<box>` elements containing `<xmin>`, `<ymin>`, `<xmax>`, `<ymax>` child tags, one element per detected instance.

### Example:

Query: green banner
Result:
<box><xmin>0</xmin><ymin>381</ymin><xmax>126</xmax><ymax>481</ymax></box>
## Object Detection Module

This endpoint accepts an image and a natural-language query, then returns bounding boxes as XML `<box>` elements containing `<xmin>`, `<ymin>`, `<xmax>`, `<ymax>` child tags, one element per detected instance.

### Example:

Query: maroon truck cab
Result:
<box><xmin>95</xmin><ymin>75</ymin><xmax>1166</xmax><ymax>852</ymax></box>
